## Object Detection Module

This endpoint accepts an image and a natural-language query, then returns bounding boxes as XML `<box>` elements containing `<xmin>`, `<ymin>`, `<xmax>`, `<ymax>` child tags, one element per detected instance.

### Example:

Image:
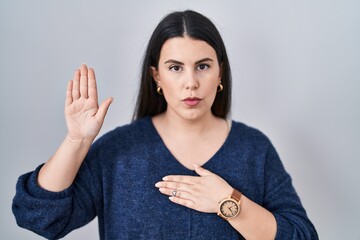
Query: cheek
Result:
<box><xmin>200</xmin><ymin>85</ymin><xmax>218</xmax><ymax>106</ymax></box>
<box><xmin>203</xmin><ymin>81</ymin><xmax>220</xmax><ymax>103</ymax></box>
<box><xmin>203</xmin><ymin>76</ymin><xmax>220</xmax><ymax>93</ymax></box>
<box><xmin>159</xmin><ymin>73</ymin><xmax>182</xmax><ymax>92</ymax></box>
<box><xmin>161</xmin><ymin>80</ymin><xmax>180</xmax><ymax>101</ymax></box>
<box><xmin>159</xmin><ymin>69</ymin><xmax>177</xmax><ymax>83</ymax></box>
<box><xmin>208</xmin><ymin>87</ymin><xmax>218</xmax><ymax>101</ymax></box>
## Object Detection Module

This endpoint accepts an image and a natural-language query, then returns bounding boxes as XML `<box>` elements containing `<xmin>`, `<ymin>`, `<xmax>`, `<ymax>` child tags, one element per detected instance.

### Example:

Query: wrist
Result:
<box><xmin>65</xmin><ymin>134</ymin><xmax>94</xmax><ymax>146</ymax></box>
<box><xmin>217</xmin><ymin>188</ymin><xmax>242</xmax><ymax>221</ymax></box>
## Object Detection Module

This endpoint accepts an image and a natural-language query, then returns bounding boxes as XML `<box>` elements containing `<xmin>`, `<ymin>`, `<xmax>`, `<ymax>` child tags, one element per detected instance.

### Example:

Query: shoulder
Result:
<box><xmin>226</xmin><ymin>120</ymin><xmax>279</xmax><ymax>165</ymax></box>
<box><xmin>230</xmin><ymin>120</ymin><xmax>287</xmax><ymax>178</ymax></box>
<box><xmin>229</xmin><ymin>120</ymin><xmax>272</xmax><ymax>148</ymax></box>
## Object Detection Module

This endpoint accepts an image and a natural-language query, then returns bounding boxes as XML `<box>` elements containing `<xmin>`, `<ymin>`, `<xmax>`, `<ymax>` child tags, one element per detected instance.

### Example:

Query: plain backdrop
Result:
<box><xmin>1</xmin><ymin>0</ymin><xmax>359</xmax><ymax>239</ymax></box>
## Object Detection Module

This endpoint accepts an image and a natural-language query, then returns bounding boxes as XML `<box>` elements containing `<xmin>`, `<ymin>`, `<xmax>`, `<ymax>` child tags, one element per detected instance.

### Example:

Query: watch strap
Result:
<box><xmin>232</xmin><ymin>189</ymin><xmax>242</xmax><ymax>202</ymax></box>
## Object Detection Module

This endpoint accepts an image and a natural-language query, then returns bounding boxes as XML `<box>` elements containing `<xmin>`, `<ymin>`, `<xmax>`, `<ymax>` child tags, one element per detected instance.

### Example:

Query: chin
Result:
<box><xmin>167</xmin><ymin>105</ymin><xmax>211</xmax><ymax>121</ymax></box>
<box><xmin>179</xmin><ymin>110</ymin><xmax>208</xmax><ymax>121</ymax></box>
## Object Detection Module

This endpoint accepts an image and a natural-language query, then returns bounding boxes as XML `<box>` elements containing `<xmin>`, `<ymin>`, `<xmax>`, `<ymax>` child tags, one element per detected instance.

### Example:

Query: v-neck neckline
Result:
<box><xmin>145</xmin><ymin>117</ymin><xmax>235</xmax><ymax>172</ymax></box>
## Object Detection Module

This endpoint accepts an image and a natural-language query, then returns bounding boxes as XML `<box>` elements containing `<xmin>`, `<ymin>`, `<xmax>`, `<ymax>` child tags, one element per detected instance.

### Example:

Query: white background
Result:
<box><xmin>1</xmin><ymin>0</ymin><xmax>359</xmax><ymax>239</ymax></box>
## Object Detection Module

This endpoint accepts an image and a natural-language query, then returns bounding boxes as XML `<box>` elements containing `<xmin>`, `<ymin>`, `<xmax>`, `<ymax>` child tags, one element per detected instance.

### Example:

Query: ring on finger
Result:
<box><xmin>171</xmin><ymin>190</ymin><xmax>177</xmax><ymax>197</ymax></box>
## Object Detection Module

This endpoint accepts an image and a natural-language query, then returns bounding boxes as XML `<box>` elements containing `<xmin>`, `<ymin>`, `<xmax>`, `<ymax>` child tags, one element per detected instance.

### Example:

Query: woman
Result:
<box><xmin>12</xmin><ymin>10</ymin><xmax>318</xmax><ymax>239</ymax></box>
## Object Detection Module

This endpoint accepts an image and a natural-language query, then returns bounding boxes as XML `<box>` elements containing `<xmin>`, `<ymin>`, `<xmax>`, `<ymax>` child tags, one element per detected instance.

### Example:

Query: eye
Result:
<box><xmin>197</xmin><ymin>64</ymin><xmax>210</xmax><ymax>71</ymax></box>
<box><xmin>169</xmin><ymin>65</ymin><xmax>182</xmax><ymax>72</ymax></box>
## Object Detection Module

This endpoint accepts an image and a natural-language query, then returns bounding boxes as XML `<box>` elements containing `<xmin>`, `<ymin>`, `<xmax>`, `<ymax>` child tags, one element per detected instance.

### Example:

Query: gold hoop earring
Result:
<box><xmin>217</xmin><ymin>83</ymin><xmax>223</xmax><ymax>93</ymax></box>
<box><xmin>157</xmin><ymin>86</ymin><xmax>163</xmax><ymax>95</ymax></box>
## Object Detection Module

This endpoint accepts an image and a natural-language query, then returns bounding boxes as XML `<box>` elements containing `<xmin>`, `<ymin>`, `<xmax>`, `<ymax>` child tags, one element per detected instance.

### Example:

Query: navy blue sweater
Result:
<box><xmin>12</xmin><ymin>117</ymin><xmax>318</xmax><ymax>239</ymax></box>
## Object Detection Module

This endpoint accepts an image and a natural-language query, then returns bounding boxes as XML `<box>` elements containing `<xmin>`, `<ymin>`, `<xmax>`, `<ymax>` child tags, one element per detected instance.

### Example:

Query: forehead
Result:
<box><xmin>159</xmin><ymin>36</ymin><xmax>217</xmax><ymax>63</ymax></box>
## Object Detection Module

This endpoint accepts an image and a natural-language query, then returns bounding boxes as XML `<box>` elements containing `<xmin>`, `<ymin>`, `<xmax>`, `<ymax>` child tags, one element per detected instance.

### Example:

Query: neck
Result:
<box><xmin>158</xmin><ymin>111</ymin><xmax>222</xmax><ymax>136</ymax></box>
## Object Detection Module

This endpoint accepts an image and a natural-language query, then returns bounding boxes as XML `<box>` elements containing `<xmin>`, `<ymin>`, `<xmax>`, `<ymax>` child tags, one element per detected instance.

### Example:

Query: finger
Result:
<box><xmin>169</xmin><ymin>196</ymin><xmax>196</xmax><ymax>211</ymax></box>
<box><xmin>80</xmin><ymin>64</ymin><xmax>88</xmax><ymax>98</ymax></box>
<box><xmin>162</xmin><ymin>175</ymin><xmax>200</xmax><ymax>184</ymax></box>
<box><xmin>194</xmin><ymin>164</ymin><xmax>213</xmax><ymax>177</ymax></box>
<box><xmin>155</xmin><ymin>181</ymin><xmax>193</xmax><ymax>192</ymax></box>
<box><xmin>65</xmin><ymin>80</ymin><xmax>73</xmax><ymax>106</ymax></box>
<box><xmin>88</xmin><ymin>68</ymin><xmax>98</xmax><ymax>102</ymax></box>
<box><xmin>72</xmin><ymin>69</ymin><xmax>80</xmax><ymax>100</ymax></box>
<box><xmin>95</xmin><ymin>97</ymin><xmax>113</xmax><ymax>123</ymax></box>
<box><xmin>158</xmin><ymin>187</ymin><xmax>193</xmax><ymax>200</ymax></box>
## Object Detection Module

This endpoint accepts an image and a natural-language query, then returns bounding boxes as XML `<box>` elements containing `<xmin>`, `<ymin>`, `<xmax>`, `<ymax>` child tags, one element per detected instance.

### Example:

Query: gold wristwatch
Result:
<box><xmin>217</xmin><ymin>188</ymin><xmax>242</xmax><ymax>220</ymax></box>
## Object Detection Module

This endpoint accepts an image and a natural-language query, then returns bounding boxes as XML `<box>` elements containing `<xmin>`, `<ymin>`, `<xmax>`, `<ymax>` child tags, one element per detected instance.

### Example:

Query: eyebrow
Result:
<box><xmin>164</xmin><ymin>58</ymin><xmax>214</xmax><ymax>65</ymax></box>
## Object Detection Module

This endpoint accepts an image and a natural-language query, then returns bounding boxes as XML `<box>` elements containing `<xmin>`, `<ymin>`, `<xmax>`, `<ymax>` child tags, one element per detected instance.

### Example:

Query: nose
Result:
<box><xmin>185</xmin><ymin>70</ymin><xmax>199</xmax><ymax>90</ymax></box>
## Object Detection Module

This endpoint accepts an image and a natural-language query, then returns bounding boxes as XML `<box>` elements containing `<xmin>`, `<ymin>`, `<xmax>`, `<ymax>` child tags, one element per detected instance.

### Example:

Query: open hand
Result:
<box><xmin>65</xmin><ymin>64</ymin><xmax>112</xmax><ymax>142</ymax></box>
<box><xmin>155</xmin><ymin>165</ymin><xmax>233</xmax><ymax>213</ymax></box>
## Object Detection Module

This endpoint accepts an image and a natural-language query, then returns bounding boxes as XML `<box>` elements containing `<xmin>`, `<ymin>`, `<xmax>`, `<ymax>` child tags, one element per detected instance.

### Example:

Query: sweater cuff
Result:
<box><xmin>25</xmin><ymin>164</ymin><xmax>73</xmax><ymax>199</ymax></box>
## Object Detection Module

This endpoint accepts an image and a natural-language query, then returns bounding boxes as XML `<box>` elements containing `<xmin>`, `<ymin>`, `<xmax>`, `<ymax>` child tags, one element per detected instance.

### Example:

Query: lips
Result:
<box><xmin>183</xmin><ymin>97</ymin><xmax>201</xmax><ymax>106</ymax></box>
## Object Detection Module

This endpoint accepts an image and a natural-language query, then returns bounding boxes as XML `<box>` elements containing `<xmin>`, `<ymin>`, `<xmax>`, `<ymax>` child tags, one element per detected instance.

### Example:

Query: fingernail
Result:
<box><xmin>162</xmin><ymin>176</ymin><xmax>168</xmax><ymax>181</ymax></box>
<box><xmin>155</xmin><ymin>182</ymin><xmax>160</xmax><ymax>187</ymax></box>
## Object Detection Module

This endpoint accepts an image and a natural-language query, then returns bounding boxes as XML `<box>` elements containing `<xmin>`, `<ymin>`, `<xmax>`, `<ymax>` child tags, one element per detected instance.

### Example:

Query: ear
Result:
<box><xmin>151</xmin><ymin>66</ymin><xmax>160</xmax><ymax>84</ymax></box>
<box><xmin>218</xmin><ymin>63</ymin><xmax>223</xmax><ymax>82</ymax></box>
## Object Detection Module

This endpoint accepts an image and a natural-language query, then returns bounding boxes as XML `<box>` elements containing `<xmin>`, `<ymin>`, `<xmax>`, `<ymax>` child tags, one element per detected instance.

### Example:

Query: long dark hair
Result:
<box><xmin>133</xmin><ymin>10</ymin><xmax>232</xmax><ymax>120</ymax></box>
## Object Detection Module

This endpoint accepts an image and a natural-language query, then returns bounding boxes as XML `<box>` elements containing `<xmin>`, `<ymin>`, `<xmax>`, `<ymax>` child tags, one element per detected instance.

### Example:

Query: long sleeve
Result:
<box><xmin>262</xmin><ymin>143</ymin><xmax>318</xmax><ymax>239</ymax></box>
<box><xmin>12</xmin><ymin>118</ymin><xmax>319</xmax><ymax>239</ymax></box>
<box><xmin>12</xmin><ymin>152</ymin><xmax>102</xmax><ymax>239</ymax></box>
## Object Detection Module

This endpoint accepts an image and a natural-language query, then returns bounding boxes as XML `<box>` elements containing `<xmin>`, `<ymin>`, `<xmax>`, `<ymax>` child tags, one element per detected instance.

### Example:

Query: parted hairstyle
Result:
<box><xmin>133</xmin><ymin>10</ymin><xmax>232</xmax><ymax>120</ymax></box>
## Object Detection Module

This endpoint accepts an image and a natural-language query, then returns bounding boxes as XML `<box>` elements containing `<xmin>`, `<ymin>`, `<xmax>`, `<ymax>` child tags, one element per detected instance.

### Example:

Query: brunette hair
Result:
<box><xmin>133</xmin><ymin>10</ymin><xmax>231</xmax><ymax>120</ymax></box>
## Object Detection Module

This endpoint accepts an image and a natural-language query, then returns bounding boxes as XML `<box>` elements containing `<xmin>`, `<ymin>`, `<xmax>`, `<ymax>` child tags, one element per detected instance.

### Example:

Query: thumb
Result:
<box><xmin>96</xmin><ymin>97</ymin><xmax>113</xmax><ymax>122</ymax></box>
<box><xmin>194</xmin><ymin>164</ymin><xmax>213</xmax><ymax>176</ymax></box>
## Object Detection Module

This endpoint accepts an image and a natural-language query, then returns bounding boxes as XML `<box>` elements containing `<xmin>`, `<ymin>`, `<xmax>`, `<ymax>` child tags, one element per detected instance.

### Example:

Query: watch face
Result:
<box><xmin>220</xmin><ymin>199</ymin><xmax>239</xmax><ymax>218</ymax></box>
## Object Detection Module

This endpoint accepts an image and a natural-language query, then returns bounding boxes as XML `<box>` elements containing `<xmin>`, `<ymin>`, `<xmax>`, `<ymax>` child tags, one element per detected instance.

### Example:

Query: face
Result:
<box><xmin>151</xmin><ymin>36</ymin><xmax>222</xmax><ymax>121</ymax></box>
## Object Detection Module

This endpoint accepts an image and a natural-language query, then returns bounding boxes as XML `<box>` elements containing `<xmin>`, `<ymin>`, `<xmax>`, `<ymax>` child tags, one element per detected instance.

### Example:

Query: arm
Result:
<box><xmin>155</xmin><ymin>165</ymin><xmax>276</xmax><ymax>239</ymax></box>
<box><xmin>261</xmin><ymin>143</ymin><xmax>318</xmax><ymax>239</ymax></box>
<box><xmin>226</xmin><ymin>193</ymin><xmax>277</xmax><ymax>239</ymax></box>
<box><xmin>155</xmin><ymin>144</ymin><xmax>318</xmax><ymax>239</ymax></box>
<box><xmin>222</xmin><ymin>143</ymin><xmax>318</xmax><ymax>239</ymax></box>
<box><xmin>38</xmin><ymin>64</ymin><xmax>112</xmax><ymax>191</ymax></box>
<box><xmin>13</xmin><ymin>153</ymin><xmax>102</xmax><ymax>239</ymax></box>
<box><xmin>12</xmin><ymin>64</ymin><xmax>112</xmax><ymax>238</ymax></box>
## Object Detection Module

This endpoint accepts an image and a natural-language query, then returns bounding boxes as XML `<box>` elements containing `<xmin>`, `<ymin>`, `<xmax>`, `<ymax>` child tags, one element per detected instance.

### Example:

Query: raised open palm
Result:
<box><xmin>65</xmin><ymin>64</ymin><xmax>112</xmax><ymax>141</ymax></box>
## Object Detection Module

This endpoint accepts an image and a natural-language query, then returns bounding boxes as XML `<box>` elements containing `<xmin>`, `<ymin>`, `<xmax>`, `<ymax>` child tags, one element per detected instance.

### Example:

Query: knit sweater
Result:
<box><xmin>12</xmin><ymin>117</ymin><xmax>318</xmax><ymax>239</ymax></box>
